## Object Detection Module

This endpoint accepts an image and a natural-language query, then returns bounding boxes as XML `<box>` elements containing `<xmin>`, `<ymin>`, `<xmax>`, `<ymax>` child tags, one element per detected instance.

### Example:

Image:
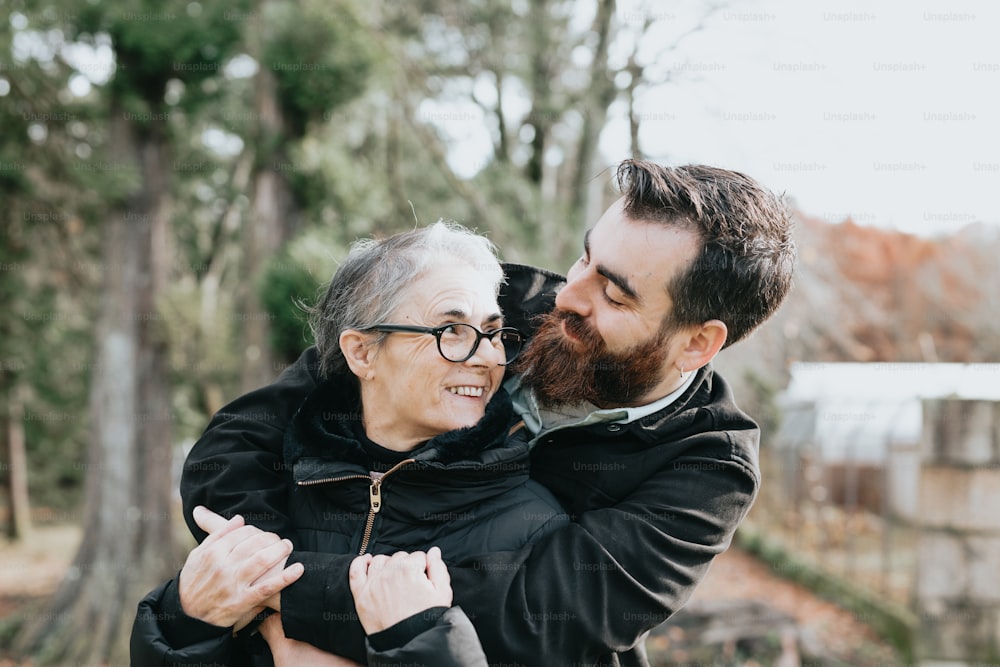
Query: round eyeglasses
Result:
<box><xmin>366</xmin><ymin>323</ymin><xmax>524</xmax><ymax>365</ymax></box>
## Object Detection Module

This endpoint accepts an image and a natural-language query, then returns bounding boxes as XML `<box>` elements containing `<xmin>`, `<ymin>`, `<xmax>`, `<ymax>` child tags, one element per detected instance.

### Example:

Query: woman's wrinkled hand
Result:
<box><xmin>348</xmin><ymin>546</ymin><xmax>452</xmax><ymax>634</ymax></box>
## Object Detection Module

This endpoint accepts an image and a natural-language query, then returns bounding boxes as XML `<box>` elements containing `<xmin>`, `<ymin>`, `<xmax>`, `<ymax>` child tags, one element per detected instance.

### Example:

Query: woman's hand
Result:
<box><xmin>261</xmin><ymin>613</ymin><xmax>364</xmax><ymax>667</ymax></box>
<box><xmin>178</xmin><ymin>506</ymin><xmax>304</xmax><ymax>627</ymax></box>
<box><xmin>348</xmin><ymin>546</ymin><xmax>452</xmax><ymax>634</ymax></box>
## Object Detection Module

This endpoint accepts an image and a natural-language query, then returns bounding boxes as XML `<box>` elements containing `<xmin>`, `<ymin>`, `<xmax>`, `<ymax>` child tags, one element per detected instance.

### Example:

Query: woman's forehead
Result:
<box><xmin>395</xmin><ymin>266</ymin><xmax>501</xmax><ymax>323</ymax></box>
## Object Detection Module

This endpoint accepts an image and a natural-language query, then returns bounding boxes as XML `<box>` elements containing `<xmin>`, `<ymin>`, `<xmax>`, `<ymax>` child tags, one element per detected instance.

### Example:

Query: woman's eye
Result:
<box><xmin>440</xmin><ymin>324</ymin><xmax>462</xmax><ymax>338</ymax></box>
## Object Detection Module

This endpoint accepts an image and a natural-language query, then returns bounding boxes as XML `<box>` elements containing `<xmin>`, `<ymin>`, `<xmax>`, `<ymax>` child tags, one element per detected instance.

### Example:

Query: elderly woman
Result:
<box><xmin>131</xmin><ymin>222</ymin><xmax>567</xmax><ymax>666</ymax></box>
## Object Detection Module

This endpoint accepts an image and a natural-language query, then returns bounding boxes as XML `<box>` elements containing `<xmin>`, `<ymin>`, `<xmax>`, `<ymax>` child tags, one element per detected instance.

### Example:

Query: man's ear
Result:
<box><xmin>675</xmin><ymin>319</ymin><xmax>727</xmax><ymax>373</ymax></box>
<box><xmin>339</xmin><ymin>329</ymin><xmax>378</xmax><ymax>380</ymax></box>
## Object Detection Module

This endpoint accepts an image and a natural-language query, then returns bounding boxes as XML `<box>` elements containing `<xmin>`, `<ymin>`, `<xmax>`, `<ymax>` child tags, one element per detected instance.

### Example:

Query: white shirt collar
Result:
<box><xmin>507</xmin><ymin>370</ymin><xmax>698</xmax><ymax>442</ymax></box>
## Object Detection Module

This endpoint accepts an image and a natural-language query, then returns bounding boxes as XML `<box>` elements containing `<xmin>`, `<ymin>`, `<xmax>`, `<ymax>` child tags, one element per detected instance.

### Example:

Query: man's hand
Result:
<box><xmin>260</xmin><ymin>613</ymin><xmax>364</xmax><ymax>667</ymax></box>
<box><xmin>348</xmin><ymin>547</ymin><xmax>452</xmax><ymax>635</ymax></box>
<box><xmin>177</xmin><ymin>506</ymin><xmax>304</xmax><ymax>627</ymax></box>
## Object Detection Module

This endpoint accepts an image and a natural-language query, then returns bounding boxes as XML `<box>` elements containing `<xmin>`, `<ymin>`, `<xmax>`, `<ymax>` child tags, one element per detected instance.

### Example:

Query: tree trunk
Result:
<box><xmin>568</xmin><ymin>0</ymin><xmax>617</xmax><ymax>241</ymax></box>
<box><xmin>524</xmin><ymin>0</ymin><xmax>557</xmax><ymax>186</ymax></box>
<box><xmin>386</xmin><ymin>97</ymin><xmax>413</xmax><ymax>228</ymax></box>
<box><xmin>1</xmin><ymin>376</ymin><xmax>31</xmax><ymax>540</ymax></box>
<box><xmin>15</xmin><ymin>100</ymin><xmax>176</xmax><ymax>665</ymax></box>
<box><xmin>199</xmin><ymin>147</ymin><xmax>255</xmax><ymax>416</ymax></box>
<box><xmin>494</xmin><ymin>70</ymin><xmax>509</xmax><ymax>163</ymax></box>
<box><xmin>626</xmin><ymin>50</ymin><xmax>645</xmax><ymax>161</ymax></box>
<box><xmin>240</xmin><ymin>3</ymin><xmax>299</xmax><ymax>391</ymax></box>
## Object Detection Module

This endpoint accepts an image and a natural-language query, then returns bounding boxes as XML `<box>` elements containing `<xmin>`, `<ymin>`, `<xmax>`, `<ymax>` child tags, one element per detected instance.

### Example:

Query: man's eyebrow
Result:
<box><xmin>584</xmin><ymin>229</ymin><xmax>639</xmax><ymax>302</ymax></box>
<box><xmin>596</xmin><ymin>265</ymin><xmax>639</xmax><ymax>303</ymax></box>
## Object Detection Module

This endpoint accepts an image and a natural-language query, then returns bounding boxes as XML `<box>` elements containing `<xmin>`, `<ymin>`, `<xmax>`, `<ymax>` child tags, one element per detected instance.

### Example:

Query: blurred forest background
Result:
<box><xmin>1</xmin><ymin>0</ymin><xmax>999</xmax><ymax>664</ymax></box>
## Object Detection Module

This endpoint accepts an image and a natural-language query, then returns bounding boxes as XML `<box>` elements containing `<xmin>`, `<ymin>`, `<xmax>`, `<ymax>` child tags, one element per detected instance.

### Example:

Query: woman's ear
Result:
<box><xmin>339</xmin><ymin>330</ymin><xmax>378</xmax><ymax>380</ymax></box>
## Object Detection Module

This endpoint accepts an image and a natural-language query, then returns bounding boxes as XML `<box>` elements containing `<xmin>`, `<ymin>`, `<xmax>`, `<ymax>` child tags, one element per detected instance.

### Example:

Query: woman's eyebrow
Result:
<box><xmin>438</xmin><ymin>309</ymin><xmax>504</xmax><ymax>325</ymax></box>
<box><xmin>483</xmin><ymin>312</ymin><xmax>504</xmax><ymax>327</ymax></box>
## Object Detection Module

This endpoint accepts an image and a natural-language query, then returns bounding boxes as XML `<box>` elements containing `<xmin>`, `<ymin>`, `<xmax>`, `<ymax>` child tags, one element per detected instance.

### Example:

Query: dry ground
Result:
<box><xmin>650</xmin><ymin>546</ymin><xmax>904</xmax><ymax>665</ymax></box>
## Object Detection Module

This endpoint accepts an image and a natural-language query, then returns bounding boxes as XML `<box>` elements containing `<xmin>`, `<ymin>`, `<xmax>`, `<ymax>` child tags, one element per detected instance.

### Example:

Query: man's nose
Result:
<box><xmin>554</xmin><ymin>273</ymin><xmax>591</xmax><ymax>317</ymax></box>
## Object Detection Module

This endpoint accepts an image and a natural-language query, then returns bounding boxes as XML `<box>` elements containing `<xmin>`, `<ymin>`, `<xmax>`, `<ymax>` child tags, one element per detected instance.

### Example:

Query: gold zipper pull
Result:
<box><xmin>357</xmin><ymin>463</ymin><xmax>412</xmax><ymax>556</ymax></box>
<box><xmin>369</xmin><ymin>480</ymin><xmax>382</xmax><ymax>513</ymax></box>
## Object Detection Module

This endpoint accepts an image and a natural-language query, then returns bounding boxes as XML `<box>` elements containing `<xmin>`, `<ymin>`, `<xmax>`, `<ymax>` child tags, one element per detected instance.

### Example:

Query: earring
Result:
<box><xmin>678</xmin><ymin>364</ymin><xmax>685</xmax><ymax>378</ymax></box>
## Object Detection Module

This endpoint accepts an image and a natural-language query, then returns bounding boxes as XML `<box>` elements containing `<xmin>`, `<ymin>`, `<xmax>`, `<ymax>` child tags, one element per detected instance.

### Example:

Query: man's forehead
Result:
<box><xmin>588</xmin><ymin>211</ymin><xmax>699</xmax><ymax>303</ymax></box>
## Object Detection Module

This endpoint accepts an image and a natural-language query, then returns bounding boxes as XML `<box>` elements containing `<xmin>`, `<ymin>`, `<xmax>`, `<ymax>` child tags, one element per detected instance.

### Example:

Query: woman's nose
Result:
<box><xmin>466</xmin><ymin>335</ymin><xmax>505</xmax><ymax>367</ymax></box>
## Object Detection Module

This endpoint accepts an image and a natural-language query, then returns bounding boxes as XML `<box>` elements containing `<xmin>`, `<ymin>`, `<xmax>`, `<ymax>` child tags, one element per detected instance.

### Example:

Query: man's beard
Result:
<box><xmin>515</xmin><ymin>310</ymin><xmax>671</xmax><ymax>409</ymax></box>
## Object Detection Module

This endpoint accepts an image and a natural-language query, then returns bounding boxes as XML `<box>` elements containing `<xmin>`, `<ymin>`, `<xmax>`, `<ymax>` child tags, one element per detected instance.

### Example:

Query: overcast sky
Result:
<box><xmin>437</xmin><ymin>0</ymin><xmax>998</xmax><ymax>238</ymax></box>
<box><xmin>600</xmin><ymin>0</ymin><xmax>1000</xmax><ymax>237</ymax></box>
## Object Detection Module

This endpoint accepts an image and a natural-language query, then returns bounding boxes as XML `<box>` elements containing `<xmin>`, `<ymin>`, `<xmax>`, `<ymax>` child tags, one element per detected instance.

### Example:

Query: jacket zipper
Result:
<box><xmin>297</xmin><ymin>458</ymin><xmax>416</xmax><ymax>555</ymax></box>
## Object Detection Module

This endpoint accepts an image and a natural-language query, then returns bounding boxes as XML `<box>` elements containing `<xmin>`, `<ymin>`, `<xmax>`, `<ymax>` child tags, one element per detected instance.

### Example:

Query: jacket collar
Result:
<box><xmin>498</xmin><ymin>263</ymin><xmax>565</xmax><ymax>340</ymax></box>
<box><xmin>596</xmin><ymin>365</ymin><xmax>757</xmax><ymax>445</ymax></box>
<box><xmin>284</xmin><ymin>373</ymin><xmax>519</xmax><ymax>470</ymax></box>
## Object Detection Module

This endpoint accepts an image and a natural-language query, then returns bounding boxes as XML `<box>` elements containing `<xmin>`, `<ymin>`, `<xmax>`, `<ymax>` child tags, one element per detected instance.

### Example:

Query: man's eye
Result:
<box><xmin>603</xmin><ymin>292</ymin><xmax>623</xmax><ymax>307</ymax></box>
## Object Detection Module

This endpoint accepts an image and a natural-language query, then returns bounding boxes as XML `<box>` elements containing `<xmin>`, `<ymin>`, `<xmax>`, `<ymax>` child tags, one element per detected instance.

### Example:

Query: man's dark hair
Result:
<box><xmin>616</xmin><ymin>159</ymin><xmax>795</xmax><ymax>347</ymax></box>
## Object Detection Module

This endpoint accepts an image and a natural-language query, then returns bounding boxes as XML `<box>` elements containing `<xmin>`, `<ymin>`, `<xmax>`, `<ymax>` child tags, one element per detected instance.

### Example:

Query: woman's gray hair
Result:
<box><xmin>309</xmin><ymin>221</ymin><xmax>504</xmax><ymax>379</ymax></box>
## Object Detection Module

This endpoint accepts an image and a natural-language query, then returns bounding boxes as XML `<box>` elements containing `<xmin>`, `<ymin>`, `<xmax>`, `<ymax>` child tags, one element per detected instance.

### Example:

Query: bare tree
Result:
<box><xmin>238</xmin><ymin>1</ymin><xmax>300</xmax><ymax>391</ymax></box>
<box><xmin>1</xmin><ymin>378</ymin><xmax>31</xmax><ymax>541</ymax></box>
<box><xmin>362</xmin><ymin>0</ymin><xmax>726</xmax><ymax>268</ymax></box>
<box><xmin>16</xmin><ymin>103</ymin><xmax>176</xmax><ymax>664</ymax></box>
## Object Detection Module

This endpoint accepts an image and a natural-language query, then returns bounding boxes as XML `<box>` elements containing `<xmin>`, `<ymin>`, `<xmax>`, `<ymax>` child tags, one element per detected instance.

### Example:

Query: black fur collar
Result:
<box><xmin>284</xmin><ymin>373</ymin><xmax>517</xmax><ymax>468</ymax></box>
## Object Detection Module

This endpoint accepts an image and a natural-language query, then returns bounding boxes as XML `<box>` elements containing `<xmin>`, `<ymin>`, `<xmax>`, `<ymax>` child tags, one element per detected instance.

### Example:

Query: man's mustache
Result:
<box><xmin>550</xmin><ymin>310</ymin><xmax>597</xmax><ymax>344</ymax></box>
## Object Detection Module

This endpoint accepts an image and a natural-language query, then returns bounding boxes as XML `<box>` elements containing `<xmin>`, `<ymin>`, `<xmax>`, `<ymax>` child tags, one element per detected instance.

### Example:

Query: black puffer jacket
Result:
<box><xmin>130</xmin><ymin>374</ymin><xmax>567</xmax><ymax>667</ymax></box>
<box><xmin>285</xmin><ymin>377</ymin><xmax>567</xmax><ymax>559</ymax></box>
